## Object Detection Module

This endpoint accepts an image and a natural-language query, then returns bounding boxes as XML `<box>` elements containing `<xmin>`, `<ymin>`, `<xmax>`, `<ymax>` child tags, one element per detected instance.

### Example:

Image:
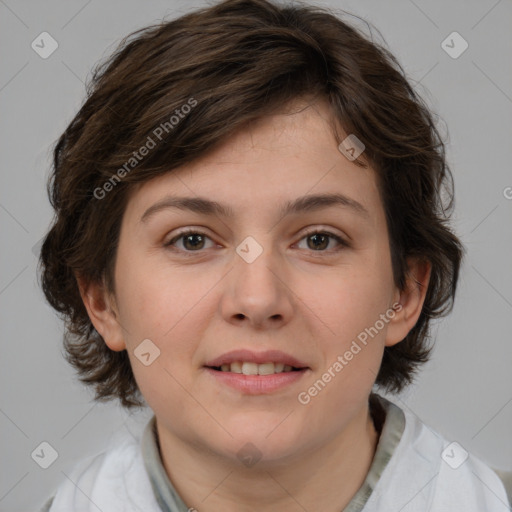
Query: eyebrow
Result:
<box><xmin>140</xmin><ymin>192</ymin><xmax>370</xmax><ymax>223</ymax></box>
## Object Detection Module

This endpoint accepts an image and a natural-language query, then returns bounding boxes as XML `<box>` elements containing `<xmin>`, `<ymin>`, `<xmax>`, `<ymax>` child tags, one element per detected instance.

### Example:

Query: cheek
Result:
<box><xmin>307</xmin><ymin>264</ymin><xmax>393</xmax><ymax>343</ymax></box>
<box><xmin>114</xmin><ymin>251</ymin><xmax>196</xmax><ymax>336</ymax></box>
<box><xmin>114</xmin><ymin>256</ymin><xmax>219</xmax><ymax>383</ymax></box>
<box><xmin>297</xmin><ymin>274</ymin><xmax>388</xmax><ymax>414</ymax></box>
<box><xmin>296</xmin><ymin>257</ymin><xmax>393</xmax><ymax>402</ymax></box>
<box><xmin>117</xmin><ymin>265</ymin><xmax>207</xmax><ymax>412</ymax></box>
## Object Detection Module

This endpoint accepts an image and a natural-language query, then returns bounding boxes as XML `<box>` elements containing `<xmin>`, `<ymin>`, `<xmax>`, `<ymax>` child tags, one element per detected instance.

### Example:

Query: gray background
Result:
<box><xmin>1</xmin><ymin>0</ymin><xmax>511</xmax><ymax>510</ymax></box>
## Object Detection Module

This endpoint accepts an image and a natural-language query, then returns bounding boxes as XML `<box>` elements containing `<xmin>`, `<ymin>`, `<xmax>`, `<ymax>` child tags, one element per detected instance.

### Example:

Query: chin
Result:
<box><xmin>221</xmin><ymin>415</ymin><xmax>305</xmax><ymax>458</ymax></box>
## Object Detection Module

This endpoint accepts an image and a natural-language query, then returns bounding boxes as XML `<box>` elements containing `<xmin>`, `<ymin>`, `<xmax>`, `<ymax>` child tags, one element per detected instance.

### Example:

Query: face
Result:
<box><xmin>103</xmin><ymin>99</ymin><xmax>407</xmax><ymax>464</ymax></box>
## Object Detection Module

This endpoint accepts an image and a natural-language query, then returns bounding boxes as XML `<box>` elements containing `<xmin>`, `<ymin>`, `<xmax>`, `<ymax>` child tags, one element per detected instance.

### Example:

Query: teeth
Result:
<box><xmin>242</xmin><ymin>362</ymin><xmax>259</xmax><ymax>375</ymax></box>
<box><xmin>230</xmin><ymin>361</ymin><xmax>243</xmax><ymax>374</ymax></box>
<box><xmin>258</xmin><ymin>362</ymin><xmax>275</xmax><ymax>375</ymax></box>
<box><xmin>218</xmin><ymin>362</ymin><xmax>298</xmax><ymax>374</ymax></box>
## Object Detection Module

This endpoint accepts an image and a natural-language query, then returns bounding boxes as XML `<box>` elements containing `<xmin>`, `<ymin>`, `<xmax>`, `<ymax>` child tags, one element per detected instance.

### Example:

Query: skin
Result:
<box><xmin>79</xmin><ymin>98</ymin><xmax>430</xmax><ymax>512</ymax></box>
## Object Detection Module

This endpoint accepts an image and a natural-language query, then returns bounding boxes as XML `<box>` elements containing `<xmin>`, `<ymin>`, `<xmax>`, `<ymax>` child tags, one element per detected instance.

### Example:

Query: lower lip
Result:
<box><xmin>204</xmin><ymin>367</ymin><xmax>308</xmax><ymax>394</ymax></box>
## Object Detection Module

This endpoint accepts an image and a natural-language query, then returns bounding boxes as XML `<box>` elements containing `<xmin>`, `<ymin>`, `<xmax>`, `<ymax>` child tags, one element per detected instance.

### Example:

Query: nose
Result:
<box><xmin>219</xmin><ymin>237</ymin><xmax>294</xmax><ymax>330</ymax></box>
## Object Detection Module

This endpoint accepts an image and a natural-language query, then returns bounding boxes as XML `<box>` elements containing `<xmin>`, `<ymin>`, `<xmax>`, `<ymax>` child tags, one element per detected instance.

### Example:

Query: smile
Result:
<box><xmin>211</xmin><ymin>362</ymin><xmax>301</xmax><ymax>375</ymax></box>
<box><xmin>204</xmin><ymin>365</ymin><xmax>309</xmax><ymax>394</ymax></box>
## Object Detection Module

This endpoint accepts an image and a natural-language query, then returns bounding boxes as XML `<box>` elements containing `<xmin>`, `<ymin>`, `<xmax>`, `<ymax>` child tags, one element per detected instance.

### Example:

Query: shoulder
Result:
<box><xmin>40</xmin><ymin>421</ymin><xmax>162</xmax><ymax>512</ymax></box>
<box><xmin>367</xmin><ymin>395</ymin><xmax>510</xmax><ymax>511</ymax></box>
<box><xmin>39</xmin><ymin>448</ymin><xmax>109</xmax><ymax>512</ymax></box>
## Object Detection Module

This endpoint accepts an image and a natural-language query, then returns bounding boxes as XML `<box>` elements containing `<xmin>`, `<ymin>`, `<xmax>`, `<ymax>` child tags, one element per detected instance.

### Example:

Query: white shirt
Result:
<box><xmin>40</xmin><ymin>394</ymin><xmax>511</xmax><ymax>511</ymax></box>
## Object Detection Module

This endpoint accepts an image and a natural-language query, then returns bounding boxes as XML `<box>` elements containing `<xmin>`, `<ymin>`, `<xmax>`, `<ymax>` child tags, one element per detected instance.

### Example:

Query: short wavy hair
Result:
<box><xmin>38</xmin><ymin>0</ymin><xmax>464</xmax><ymax>408</ymax></box>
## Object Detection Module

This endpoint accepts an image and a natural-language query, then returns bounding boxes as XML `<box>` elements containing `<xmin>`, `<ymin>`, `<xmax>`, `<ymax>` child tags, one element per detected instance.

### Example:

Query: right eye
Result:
<box><xmin>165</xmin><ymin>229</ymin><xmax>216</xmax><ymax>253</ymax></box>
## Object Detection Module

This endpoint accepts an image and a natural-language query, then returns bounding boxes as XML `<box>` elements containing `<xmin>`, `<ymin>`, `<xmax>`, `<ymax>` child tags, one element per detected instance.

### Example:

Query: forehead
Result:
<box><xmin>124</xmin><ymin>99</ymin><xmax>382</xmax><ymax>228</ymax></box>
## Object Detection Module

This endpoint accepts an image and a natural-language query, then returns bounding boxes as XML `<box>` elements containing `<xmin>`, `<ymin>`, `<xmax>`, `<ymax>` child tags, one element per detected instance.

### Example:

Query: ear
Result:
<box><xmin>76</xmin><ymin>274</ymin><xmax>126</xmax><ymax>352</ymax></box>
<box><xmin>385</xmin><ymin>257</ymin><xmax>432</xmax><ymax>347</ymax></box>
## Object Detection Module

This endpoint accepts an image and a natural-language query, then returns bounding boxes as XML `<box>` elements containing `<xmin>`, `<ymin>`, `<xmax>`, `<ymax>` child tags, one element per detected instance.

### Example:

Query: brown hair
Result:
<box><xmin>39</xmin><ymin>0</ymin><xmax>464</xmax><ymax>408</ymax></box>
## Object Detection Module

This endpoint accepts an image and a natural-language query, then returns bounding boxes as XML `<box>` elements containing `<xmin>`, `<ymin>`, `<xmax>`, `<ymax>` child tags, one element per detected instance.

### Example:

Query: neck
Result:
<box><xmin>156</xmin><ymin>401</ymin><xmax>381</xmax><ymax>512</ymax></box>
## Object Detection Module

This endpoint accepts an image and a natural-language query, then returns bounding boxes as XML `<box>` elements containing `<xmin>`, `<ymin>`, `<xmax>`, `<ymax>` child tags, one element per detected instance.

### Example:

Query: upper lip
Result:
<box><xmin>204</xmin><ymin>349</ymin><xmax>309</xmax><ymax>368</ymax></box>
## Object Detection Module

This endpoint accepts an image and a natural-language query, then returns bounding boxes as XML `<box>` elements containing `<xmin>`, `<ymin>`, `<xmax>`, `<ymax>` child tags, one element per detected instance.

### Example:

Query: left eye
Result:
<box><xmin>165</xmin><ymin>230</ymin><xmax>347</xmax><ymax>253</ymax></box>
<box><xmin>296</xmin><ymin>231</ymin><xmax>347</xmax><ymax>252</ymax></box>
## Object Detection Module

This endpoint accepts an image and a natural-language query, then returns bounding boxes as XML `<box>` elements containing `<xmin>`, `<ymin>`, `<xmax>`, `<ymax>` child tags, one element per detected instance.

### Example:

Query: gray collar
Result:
<box><xmin>141</xmin><ymin>393</ymin><xmax>405</xmax><ymax>512</ymax></box>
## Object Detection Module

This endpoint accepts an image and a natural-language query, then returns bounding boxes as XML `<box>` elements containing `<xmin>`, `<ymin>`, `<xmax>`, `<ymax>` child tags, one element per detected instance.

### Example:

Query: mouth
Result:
<box><xmin>203</xmin><ymin>349</ymin><xmax>310</xmax><ymax>394</ymax></box>
<box><xmin>204</xmin><ymin>349</ymin><xmax>309</xmax><ymax>373</ymax></box>
<box><xmin>207</xmin><ymin>362</ymin><xmax>305</xmax><ymax>374</ymax></box>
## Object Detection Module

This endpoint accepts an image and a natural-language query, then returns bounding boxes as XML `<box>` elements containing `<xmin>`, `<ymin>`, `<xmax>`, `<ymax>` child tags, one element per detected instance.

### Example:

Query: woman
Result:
<box><xmin>38</xmin><ymin>0</ymin><xmax>510</xmax><ymax>510</ymax></box>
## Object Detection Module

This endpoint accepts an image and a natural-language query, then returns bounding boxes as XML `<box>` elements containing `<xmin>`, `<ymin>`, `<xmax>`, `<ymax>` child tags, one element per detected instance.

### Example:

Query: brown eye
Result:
<box><xmin>307</xmin><ymin>233</ymin><xmax>329</xmax><ymax>250</ymax></box>
<box><xmin>165</xmin><ymin>230</ymin><xmax>214</xmax><ymax>252</ymax></box>
<box><xmin>297</xmin><ymin>230</ymin><xmax>348</xmax><ymax>252</ymax></box>
<box><xmin>182</xmin><ymin>233</ymin><xmax>205</xmax><ymax>250</ymax></box>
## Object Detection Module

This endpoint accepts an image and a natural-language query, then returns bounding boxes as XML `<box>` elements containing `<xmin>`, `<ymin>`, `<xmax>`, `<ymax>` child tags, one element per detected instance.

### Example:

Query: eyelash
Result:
<box><xmin>164</xmin><ymin>228</ymin><xmax>349</xmax><ymax>256</ymax></box>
